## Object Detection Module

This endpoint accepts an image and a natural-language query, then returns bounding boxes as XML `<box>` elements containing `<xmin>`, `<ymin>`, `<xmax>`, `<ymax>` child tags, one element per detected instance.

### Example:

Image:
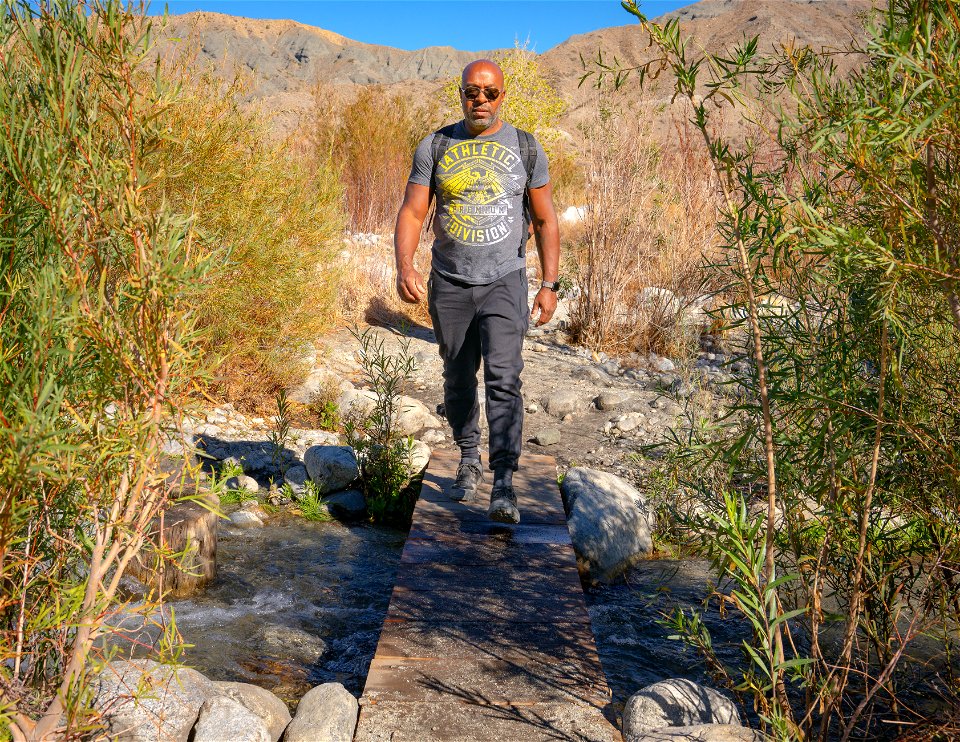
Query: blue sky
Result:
<box><xmin>159</xmin><ymin>0</ymin><xmax>691</xmax><ymax>52</ymax></box>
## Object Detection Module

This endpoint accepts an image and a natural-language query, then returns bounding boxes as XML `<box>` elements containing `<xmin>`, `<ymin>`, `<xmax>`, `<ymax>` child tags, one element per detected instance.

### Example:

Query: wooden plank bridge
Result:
<box><xmin>354</xmin><ymin>449</ymin><xmax>621</xmax><ymax>742</ymax></box>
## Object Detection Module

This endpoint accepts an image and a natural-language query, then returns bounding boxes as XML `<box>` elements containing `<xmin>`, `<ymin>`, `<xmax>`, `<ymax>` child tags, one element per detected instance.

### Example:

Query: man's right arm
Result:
<box><xmin>394</xmin><ymin>181</ymin><xmax>431</xmax><ymax>303</ymax></box>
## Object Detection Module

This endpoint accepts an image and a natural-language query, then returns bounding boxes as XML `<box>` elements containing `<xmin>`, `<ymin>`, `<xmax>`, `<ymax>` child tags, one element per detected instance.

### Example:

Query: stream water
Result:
<box><xmin>170</xmin><ymin>516</ymin><xmax>738</xmax><ymax>712</ymax></box>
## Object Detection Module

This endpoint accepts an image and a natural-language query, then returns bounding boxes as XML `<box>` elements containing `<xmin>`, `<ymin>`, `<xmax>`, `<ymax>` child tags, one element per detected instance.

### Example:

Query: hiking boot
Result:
<box><xmin>488</xmin><ymin>485</ymin><xmax>520</xmax><ymax>524</ymax></box>
<box><xmin>451</xmin><ymin>460</ymin><xmax>483</xmax><ymax>502</ymax></box>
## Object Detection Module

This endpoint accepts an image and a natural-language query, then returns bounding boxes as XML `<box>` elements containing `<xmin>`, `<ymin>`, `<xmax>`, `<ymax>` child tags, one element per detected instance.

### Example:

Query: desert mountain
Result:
<box><xmin>154</xmin><ymin>0</ymin><xmax>876</xmax><ymax>132</ymax></box>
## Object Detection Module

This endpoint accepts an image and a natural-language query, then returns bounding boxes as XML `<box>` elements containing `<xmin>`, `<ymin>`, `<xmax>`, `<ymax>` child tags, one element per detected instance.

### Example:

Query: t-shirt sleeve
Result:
<box><xmin>408</xmin><ymin>134</ymin><xmax>434</xmax><ymax>187</ymax></box>
<box><xmin>529</xmin><ymin>138</ymin><xmax>550</xmax><ymax>189</ymax></box>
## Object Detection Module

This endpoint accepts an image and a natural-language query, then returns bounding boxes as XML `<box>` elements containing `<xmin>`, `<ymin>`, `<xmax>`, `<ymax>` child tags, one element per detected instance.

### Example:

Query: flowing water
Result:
<box><xmin>169</xmin><ymin>516</ymin><xmax>735</xmax><ymax>712</ymax></box>
<box><xmin>170</xmin><ymin>516</ymin><xmax>405</xmax><ymax>706</ymax></box>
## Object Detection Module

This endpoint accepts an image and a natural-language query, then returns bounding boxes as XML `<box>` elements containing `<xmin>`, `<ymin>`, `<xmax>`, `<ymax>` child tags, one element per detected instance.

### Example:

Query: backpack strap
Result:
<box><xmin>429</xmin><ymin>123</ymin><xmax>459</xmax><ymax>199</ymax></box>
<box><xmin>516</xmin><ymin>127</ymin><xmax>538</xmax><ymax>258</ymax></box>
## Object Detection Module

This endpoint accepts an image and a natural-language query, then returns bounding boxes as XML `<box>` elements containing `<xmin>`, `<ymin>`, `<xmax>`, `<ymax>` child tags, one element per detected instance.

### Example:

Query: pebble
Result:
<box><xmin>526</xmin><ymin>403</ymin><xmax>539</xmax><ymax>413</ymax></box>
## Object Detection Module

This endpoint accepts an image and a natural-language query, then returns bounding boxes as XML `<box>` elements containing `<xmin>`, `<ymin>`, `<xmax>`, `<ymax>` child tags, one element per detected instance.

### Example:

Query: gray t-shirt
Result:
<box><xmin>409</xmin><ymin>121</ymin><xmax>549</xmax><ymax>285</ymax></box>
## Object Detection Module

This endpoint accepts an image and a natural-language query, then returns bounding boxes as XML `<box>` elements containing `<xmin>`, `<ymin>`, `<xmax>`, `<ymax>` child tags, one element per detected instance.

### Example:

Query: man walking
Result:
<box><xmin>394</xmin><ymin>59</ymin><xmax>560</xmax><ymax>524</ymax></box>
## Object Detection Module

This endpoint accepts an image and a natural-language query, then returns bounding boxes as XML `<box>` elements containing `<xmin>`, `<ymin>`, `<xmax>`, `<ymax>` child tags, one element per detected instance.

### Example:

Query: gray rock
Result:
<box><xmin>337</xmin><ymin>387</ymin><xmax>377</xmax><ymax>419</ymax></box>
<box><xmin>92</xmin><ymin>659</ymin><xmax>216</xmax><ymax>742</ymax></box>
<box><xmin>260</xmin><ymin>625</ymin><xmax>328</xmax><ymax>664</ymax></box>
<box><xmin>303</xmin><ymin>446</ymin><xmax>359</xmax><ymax>494</ymax></box>
<box><xmin>229</xmin><ymin>510</ymin><xmax>264</xmax><ymax>528</ymax></box>
<box><xmin>560</xmin><ymin>468</ymin><xmax>656</xmax><ymax>581</ymax></box>
<box><xmin>212</xmin><ymin>681</ymin><xmax>291</xmax><ymax>742</ymax></box>
<box><xmin>613</xmin><ymin>413</ymin><xmax>644</xmax><ymax>433</ymax></box>
<box><xmin>408</xmin><ymin>440</ymin><xmax>431</xmax><ymax>477</ymax></box>
<box><xmin>623</xmin><ymin>679</ymin><xmax>741</xmax><ymax>738</ymax></box>
<box><xmin>394</xmin><ymin>395</ymin><xmax>442</xmax><ymax>435</ymax></box>
<box><xmin>420</xmin><ymin>428</ymin><xmax>445</xmax><ymax>445</ymax></box>
<box><xmin>544</xmin><ymin>390</ymin><xmax>580</xmax><ymax>418</ymax></box>
<box><xmin>650</xmin><ymin>354</ymin><xmax>676</xmax><ymax>373</ymax></box>
<box><xmin>596</xmin><ymin>390</ymin><xmax>631</xmax><ymax>411</ymax></box>
<box><xmin>324</xmin><ymin>489</ymin><xmax>367</xmax><ymax>521</ymax></box>
<box><xmin>284</xmin><ymin>465</ymin><xmax>309</xmax><ymax>495</ymax></box>
<box><xmin>284</xmin><ymin>683</ymin><xmax>358</xmax><ymax>742</ymax></box>
<box><xmin>193</xmin><ymin>695</ymin><xmax>270</xmax><ymax>742</ymax></box>
<box><xmin>636</xmin><ymin>725</ymin><xmax>762</xmax><ymax>741</ymax></box>
<box><xmin>226</xmin><ymin>475</ymin><xmax>260</xmax><ymax>493</ymax></box>
<box><xmin>533</xmin><ymin>428</ymin><xmax>561</xmax><ymax>446</ymax></box>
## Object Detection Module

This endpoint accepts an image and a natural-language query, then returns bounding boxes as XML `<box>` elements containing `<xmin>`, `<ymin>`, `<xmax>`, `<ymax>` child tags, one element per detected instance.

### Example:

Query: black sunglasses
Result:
<box><xmin>459</xmin><ymin>85</ymin><xmax>502</xmax><ymax>102</ymax></box>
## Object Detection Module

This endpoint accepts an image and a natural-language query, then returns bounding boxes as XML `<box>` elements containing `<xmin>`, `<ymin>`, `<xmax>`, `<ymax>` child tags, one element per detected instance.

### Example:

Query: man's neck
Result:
<box><xmin>463</xmin><ymin>119</ymin><xmax>504</xmax><ymax>137</ymax></box>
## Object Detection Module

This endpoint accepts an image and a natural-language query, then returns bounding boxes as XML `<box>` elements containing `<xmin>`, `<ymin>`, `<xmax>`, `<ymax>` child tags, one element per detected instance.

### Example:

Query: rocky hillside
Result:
<box><xmin>541</xmin><ymin>0</ymin><xmax>874</xmax><ymax>124</ymax></box>
<box><xmin>154</xmin><ymin>0</ymin><xmax>876</xmax><ymax>132</ymax></box>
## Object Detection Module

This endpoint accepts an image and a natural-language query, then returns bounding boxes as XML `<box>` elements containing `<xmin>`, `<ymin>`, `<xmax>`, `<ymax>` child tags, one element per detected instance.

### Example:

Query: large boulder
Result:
<box><xmin>338</xmin><ymin>390</ymin><xmax>441</xmax><ymax>436</ymax></box>
<box><xmin>91</xmin><ymin>659</ymin><xmax>216</xmax><ymax>742</ymax></box>
<box><xmin>284</xmin><ymin>683</ymin><xmax>358</xmax><ymax>742</ymax></box>
<box><xmin>192</xmin><ymin>695</ymin><xmax>270</xmax><ymax>742</ymax></box>
<box><xmin>623</xmin><ymin>679</ymin><xmax>741</xmax><ymax>739</ymax></box>
<box><xmin>212</xmin><ymin>681</ymin><xmax>291</xmax><ymax>742</ymax></box>
<box><xmin>560</xmin><ymin>468</ymin><xmax>656</xmax><ymax>581</ymax></box>
<box><xmin>303</xmin><ymin>446</ymin><xmax>359</xmax><ymax>494</ymax></box>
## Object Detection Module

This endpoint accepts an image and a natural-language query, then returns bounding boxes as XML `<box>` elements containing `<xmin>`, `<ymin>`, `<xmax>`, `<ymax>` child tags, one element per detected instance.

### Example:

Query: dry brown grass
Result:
<box><xmin>149</xmin><ymin>69</ymin><xmax>346</xmax><ymax>410</ymax></box>
<box><xmin>566</xmin><ymin>105</ymin><xmax>718</xmax><ymax>357</ymax></box>
<box><xmin>309</xmin><ymin>84</ymin><xmax>446</xmax><ymax>233</ymax></box>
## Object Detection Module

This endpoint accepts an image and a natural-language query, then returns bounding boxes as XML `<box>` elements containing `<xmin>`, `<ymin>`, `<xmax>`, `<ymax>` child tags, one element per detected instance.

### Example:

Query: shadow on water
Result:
<box><xmin>169</xmin><ymin>516</ymin><xmax>406</xmax><ymax>708</ymax></box>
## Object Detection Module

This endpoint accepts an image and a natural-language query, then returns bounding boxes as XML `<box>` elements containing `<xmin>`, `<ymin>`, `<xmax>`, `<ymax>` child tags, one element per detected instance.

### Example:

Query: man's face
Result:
<box><xmin>460</xmin><ymin>64</ymin><xmax>505</xmax><ymax>133</ymax></box>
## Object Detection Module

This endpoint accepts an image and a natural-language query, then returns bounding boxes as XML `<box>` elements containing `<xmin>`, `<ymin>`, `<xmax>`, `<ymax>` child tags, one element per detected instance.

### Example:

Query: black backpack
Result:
<box><xmin>429</xmin><ymin>123</ymin><xmax>539</xmax><ymax>257</ymax></box>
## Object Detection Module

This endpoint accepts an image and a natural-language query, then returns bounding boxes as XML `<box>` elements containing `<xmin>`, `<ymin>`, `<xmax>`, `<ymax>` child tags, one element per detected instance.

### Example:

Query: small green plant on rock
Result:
<box><xmin>345</xmin><ymin>326</ymin><xmax>420</xmax><ymax>526</ymax></box>
<box><xmin>296</xmin><ymin>481</ymin><xmax>332</xmax><ymax>522</ymax></box>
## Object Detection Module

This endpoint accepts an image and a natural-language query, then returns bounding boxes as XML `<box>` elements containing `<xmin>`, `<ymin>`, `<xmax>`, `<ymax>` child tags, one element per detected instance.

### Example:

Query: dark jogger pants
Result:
<box><xmin>427</xmin><ymin>268</ymin><xmax>528</xmax><ymax>472</ymax></box>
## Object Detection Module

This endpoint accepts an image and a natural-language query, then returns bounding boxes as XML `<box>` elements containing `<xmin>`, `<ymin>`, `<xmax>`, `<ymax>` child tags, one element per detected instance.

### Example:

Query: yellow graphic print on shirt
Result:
<box><xmin>435</xmin><ymin>139</ymin><xmax>524</xmax><ymax>247</ymax></box>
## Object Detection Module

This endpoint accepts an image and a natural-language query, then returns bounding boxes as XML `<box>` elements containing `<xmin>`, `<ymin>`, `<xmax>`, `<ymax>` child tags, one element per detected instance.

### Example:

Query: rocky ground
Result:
<box><xmin>293</xmin><ymin>289</ymin><xmax>746</xmax><ymax>491</ymax></box>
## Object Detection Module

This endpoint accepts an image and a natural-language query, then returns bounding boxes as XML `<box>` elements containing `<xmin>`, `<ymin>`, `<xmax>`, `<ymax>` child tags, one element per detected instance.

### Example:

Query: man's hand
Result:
<box><xmin>531</xmin><ymin>287</ymin><xmax>558</xmax><ymax>326</ymax></box>
<box><xmin>397</xmin><ymin>267</ymin><xmax>426</xmax><ymax>304</ymax></box>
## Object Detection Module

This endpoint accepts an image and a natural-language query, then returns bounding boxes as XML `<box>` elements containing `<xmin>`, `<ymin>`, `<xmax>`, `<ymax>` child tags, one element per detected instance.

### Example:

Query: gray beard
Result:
<box><xmin>465</xmin><ymin>109</ymin><xmax>499</xmax><ymax>132</ymax></box>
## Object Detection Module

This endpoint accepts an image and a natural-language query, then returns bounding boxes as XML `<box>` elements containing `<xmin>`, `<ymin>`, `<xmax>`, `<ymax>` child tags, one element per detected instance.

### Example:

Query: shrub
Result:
<box><xmin>567</xmin><ymin>98</ymin><xmax>716</xmax><ymax>356</ymax></box>
<box><xmin>311</xmin><ymin>84</ymin><xmax>443</xmax><ymax>233</ymax></box>
<box><xmin>0</xmin><ymin>1</ymin><xmax>212</xmax><ymax>737</ymax></box>
<box><xmin>148</xmin><ymin>69</ymin><xmax>346</xmax><ymax>409</ymax></box>
<box><xmin>598</xmin><ymin>1</ymin><xmax>960</xmax><ymax>738</ymax></box>
<box><xmin>344</xmin><ymin>327</ymin><xmax>420</xmax><ymax>526</ymax></box>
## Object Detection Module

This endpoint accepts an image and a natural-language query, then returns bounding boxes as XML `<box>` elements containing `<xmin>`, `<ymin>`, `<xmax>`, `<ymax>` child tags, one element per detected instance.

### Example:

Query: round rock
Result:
<box><xmin>229</xmin><ymin>510</ymin><xmax>264</xmax><ymax>528</ymax></box>
<box><xmin>623</xmin><ymin>679</ymin><xmax>741</xmax><ymax>738</ymax></box>
<box><xmin>560</xmin><ymin>468</ymin><xmax>656</xmax><ymax>582</ymax></box>
<box><xmin>544</xmin><ymin>390</ymin><xmax>580</xmax><ymax>418</ymax></box>
<box><xmin>193</xmin><ymin>695</ymin><xmax>270</xmax><ymax>742</ymax></box>
<box><xmin>303</xmin><ymin>445</ymin><xmax>359</xmax><ymax>495</ymax></box>
<box><xmin>596</xmin><ymin>390</ymin><xmax>631</xmax><ymax>411</ymax></box>
<box><xmin>285</xmin><ymin>683</ymin><xmax>358</xmax><ymax>742</ymax></box>
<box><xmin>212</xmin><ymin>681</ymin><xmax>291</xmax><ymax>742</ymax></box>
<box><xmin>92</xmin><ymin>659</ymin><xmax>216</xmax><ymax>742</ymax></box>
<box><xmin>533</xmin><ymin>428</ymin><xmax>561</xmax><ymax>446</ymax></box>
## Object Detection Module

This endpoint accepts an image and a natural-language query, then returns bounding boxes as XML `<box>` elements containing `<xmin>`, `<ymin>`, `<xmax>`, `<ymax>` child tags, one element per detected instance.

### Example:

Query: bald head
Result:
<box><xmin>460</xmin><ymin>59</ymin><xmax>506</xmax><ymax>135</ymax></box>
<box><xmin>461</xmin><ymin>59</ymin><xmax>504</xmax><ymax>89</ymax></box>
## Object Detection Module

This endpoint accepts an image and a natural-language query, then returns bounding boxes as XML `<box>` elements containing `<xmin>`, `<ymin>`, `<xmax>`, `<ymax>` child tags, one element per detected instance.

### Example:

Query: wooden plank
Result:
<box><xmin>373</xmin><ymin>620</ymin><xmax>601</xmax><ymax>663</ymax></box>
<box><xmin>357</xmin><ymin>448</ymin><xmax>621</xmax><ymax>741</ymax></box>
<box><xmin>362</xmin><ymin>656</ymin><xmax>611</xmax><ymax>705</ymax></box>
<box><xmin>354</xmin><ymin>700</ymin><xmax>621</xmax><ymax>742</ymax></box>
<box><xmin>393</xmin><ymin>562</ymin><xmax>583</xmax><ymax>593</ymax></box>
<box><xmin>386</xmin><ymin>585</ymin><xmax>592</xmax><ymax>624</ymax></box>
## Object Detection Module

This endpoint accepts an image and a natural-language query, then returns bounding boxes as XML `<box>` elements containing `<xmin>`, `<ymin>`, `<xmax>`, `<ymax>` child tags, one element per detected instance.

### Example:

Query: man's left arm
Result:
<box><xmin>528</xmin><ymin>181</ymin><xmax>560</xmax><ymax>327</ymax></box>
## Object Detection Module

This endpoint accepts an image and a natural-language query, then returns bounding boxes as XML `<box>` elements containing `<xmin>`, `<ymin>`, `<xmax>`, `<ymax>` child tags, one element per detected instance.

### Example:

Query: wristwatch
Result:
<box><xmin>540</xmin><ymin>279</ymin><xmax>561</xmax><ymax>292</ymax></box>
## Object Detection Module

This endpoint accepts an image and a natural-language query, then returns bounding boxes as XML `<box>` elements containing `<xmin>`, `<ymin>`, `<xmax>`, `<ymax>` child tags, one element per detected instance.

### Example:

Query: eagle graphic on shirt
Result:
<box><xmin>435</xmin><ymin>139</ymin><xmax>524</xmax><ymax>246</ymax></box>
